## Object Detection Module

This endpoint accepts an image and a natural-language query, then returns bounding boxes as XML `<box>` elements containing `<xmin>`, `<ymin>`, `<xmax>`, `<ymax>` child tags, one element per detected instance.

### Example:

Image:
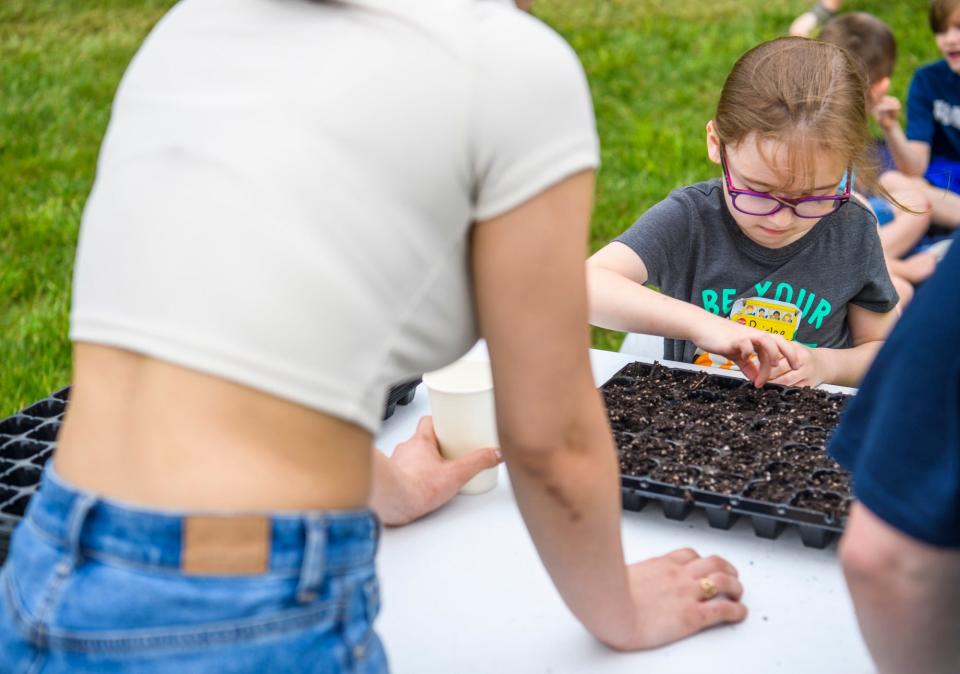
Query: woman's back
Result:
<box><xmin>59</xmin><ymin>0</ymin><xmax>598</xmax><ymax>508</ymax></box>
<box><xmin>76</xmin><ymin>0</ymin><xmax>482</xmax><ymax>433</ymax></box>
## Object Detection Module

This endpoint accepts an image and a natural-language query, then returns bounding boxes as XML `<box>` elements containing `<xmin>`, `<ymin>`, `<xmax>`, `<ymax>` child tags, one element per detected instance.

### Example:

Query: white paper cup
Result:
<box><xmin>422</xmin><ymin>359</ymin><xmax>500</xmax><ymax>495</ymax></box>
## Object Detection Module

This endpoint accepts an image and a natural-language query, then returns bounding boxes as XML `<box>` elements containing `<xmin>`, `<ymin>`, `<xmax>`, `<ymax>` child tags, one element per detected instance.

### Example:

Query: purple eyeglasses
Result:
<box><xmin>720</xmin><ymin>145</ymin><xmax>852</xmax><ymax>219</ymax></box>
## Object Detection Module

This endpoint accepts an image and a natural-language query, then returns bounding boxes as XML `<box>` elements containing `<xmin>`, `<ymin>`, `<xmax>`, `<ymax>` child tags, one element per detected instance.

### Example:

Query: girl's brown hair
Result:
<box><xmin>714</xmin><ymin>36</ymin><xmax>891</xmax><ymax>201</ymax></box>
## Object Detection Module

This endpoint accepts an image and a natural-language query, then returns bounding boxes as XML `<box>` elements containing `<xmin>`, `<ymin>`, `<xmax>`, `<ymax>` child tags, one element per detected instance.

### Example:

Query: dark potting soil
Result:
<box><xmin>603</xmin><ymin>362</ymin><xmax>852</xmax><ymax>521</ymax></box>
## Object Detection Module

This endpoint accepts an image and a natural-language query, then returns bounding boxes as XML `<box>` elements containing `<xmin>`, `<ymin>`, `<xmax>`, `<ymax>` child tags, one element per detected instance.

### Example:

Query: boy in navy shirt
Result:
<box><xmin>879</xmin><ymin>0</ymin><xmax>960</xmax><ymax>232</ymax></box>
<box><xmin>820</xmin><ymin>12</ymin><xmax>940</xmax><ymax>303</ymax></box>
<box><xmin>830</xmin><ymin>231</ymin><xmax>960</xmax><ymax>674</ymax></box>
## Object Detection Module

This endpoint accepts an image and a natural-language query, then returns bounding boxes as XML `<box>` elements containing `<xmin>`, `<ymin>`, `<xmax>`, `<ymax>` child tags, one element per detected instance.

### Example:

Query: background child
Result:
<box><xmin>874</xmin><ymin>0</ymin><xmax>960</xmax><ymax>231</ymax></box>
<box><xmin>587</xmin><ymin>37</ymin><xmax>900</xmax><ymax>388</ymax></box>
<box><xmin>819</xmin><ymin>11</ymin><xmax>941</xmax><ymax>305</ymax></box>
<box><xmin>790</xmin><ymin>0</ymin><xmax>844</xmax><ymax>37</ymax></box>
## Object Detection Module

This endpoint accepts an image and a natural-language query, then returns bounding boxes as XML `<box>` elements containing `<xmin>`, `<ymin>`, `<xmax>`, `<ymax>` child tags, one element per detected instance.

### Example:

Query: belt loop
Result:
<box><xmin>63</xmin><ymin>492</ymin><xmax>97</xmax><ymax>569</ymax></box>
<box><xmin>296</xmin><ymin>513</ymin><xmax>327</xmax><ymax>603</ymax></box>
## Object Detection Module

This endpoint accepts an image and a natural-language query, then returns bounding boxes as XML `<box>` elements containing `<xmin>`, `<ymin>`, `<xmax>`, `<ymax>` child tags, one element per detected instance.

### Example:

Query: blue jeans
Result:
<box><xmin>0</xmin><ymin>468</ymin><xmax>388</xmax><ymax>673</ymax></box>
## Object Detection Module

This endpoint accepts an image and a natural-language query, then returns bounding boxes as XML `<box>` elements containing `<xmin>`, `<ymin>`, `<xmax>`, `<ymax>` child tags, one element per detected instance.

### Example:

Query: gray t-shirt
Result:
<box><xmin>615</xmin><ymin>178</ymin><xmax>899</xmax><ymax>363</ymax></box>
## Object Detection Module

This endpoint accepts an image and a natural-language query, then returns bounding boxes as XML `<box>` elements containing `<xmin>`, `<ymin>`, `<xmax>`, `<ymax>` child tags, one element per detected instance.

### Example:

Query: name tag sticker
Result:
<box><xmin>730</xmin><ymin>297</ymin><xmax>801</xmax><ymax>341</ymax></box>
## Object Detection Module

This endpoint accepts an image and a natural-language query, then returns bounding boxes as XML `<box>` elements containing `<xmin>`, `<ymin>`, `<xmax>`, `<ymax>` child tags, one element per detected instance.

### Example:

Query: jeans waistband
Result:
<box><xmin>26</xmin><ymin>465</ymin><xmax>379</xmax><ymax>579</ymax></box>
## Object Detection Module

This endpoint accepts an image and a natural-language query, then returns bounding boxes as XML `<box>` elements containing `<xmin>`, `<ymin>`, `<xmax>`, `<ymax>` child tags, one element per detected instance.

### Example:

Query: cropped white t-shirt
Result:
<box><xmin>71</xmin><ymin>0</ymin><xmax>599</xmax><ymax>433</ymax></box>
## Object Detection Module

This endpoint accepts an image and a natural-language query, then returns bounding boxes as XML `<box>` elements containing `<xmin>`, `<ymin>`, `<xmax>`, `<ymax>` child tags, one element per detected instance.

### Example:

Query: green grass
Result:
<box><xmin>0</xmin><ymin>0</ymin><xmax>938</xmax><ymax>416</ymax></box>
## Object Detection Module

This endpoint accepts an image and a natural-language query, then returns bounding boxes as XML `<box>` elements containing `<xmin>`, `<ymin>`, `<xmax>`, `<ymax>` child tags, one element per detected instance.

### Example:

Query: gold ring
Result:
<box><xmin>699</xmin><ymin>577</ymin><xmax>719</xmax><ymax>600</ymax></box>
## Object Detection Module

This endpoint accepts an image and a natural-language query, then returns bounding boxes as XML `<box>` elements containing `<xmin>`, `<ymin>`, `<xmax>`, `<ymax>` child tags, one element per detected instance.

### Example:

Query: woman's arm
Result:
<box><xmin>472</xmin><ymin>171</ymin><xmax>745</xmax><ymax>650</ymax></box>
<box><xmin>840</xmin><ymin>503</ymin><xmax>960</xmax><ymax>674</ymax></box>
<box><xmin>586</xmin><ymin>242</ymin><xmax>799</xmax><ymax>386</ymax></box>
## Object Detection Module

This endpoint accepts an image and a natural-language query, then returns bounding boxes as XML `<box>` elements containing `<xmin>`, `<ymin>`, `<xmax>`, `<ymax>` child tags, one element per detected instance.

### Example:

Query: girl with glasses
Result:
<box><xmin>588</xmin><ymin>36</ymin><xmax>901</xmax><ymax>389</ymax></box>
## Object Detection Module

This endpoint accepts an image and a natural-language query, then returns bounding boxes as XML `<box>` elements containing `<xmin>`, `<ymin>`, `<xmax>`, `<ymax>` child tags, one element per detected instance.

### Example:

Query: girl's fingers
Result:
<box><xmin>770</xmin><ymin>372</ymin><xmax>804</xmax><ymax>387</ymax></box>
<box><xmin>727</xmin><ymin>339</ymin><xmax>760</xmax><ymax>386</ymax></box>
<box><xmin>780</xmin><ymin>341</ymin><xmax>803</xmax><ymax>372</ymax></box>
<box><xmin>738</xmin><ymin>360</ymin><xmax>760</xmax><ymax>386</ymax></box>
<box><xmin>753</xmin><ymin>351</ymin><xmax>772</xmax><ymax>387</ymax></box>
<box><xmin>766</xmin><ymin>361</ymin><xmax>791</xmax><ymax>381</ymax></box>
<box><xmin>753</xmin><ymin>336</ymin><xmax>792</xmax><ymax>386</ymax></box>
<box><xmin>767</xmin><ymin>337</ymin><xmax>794</xmax><ymax>369</ymax></box>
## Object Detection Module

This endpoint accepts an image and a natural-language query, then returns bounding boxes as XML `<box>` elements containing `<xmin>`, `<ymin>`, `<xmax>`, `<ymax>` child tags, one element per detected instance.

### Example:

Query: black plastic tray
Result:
<box><xmin>0</xmin><ymin>379</ymin><xmax>420</xmax><ymax>564</ymax></box>
<box><xmin>383</xmin><ymin>378</ymin><xmax>421</xmax><ymax>420</ymax></box>
<box><xmin>604</xmin><ymin>361</ymin><xmax>851</xmax><ymax>549</ymax></box>
<box><xmin>0</xmin><ymin>387</ymin><xmax>67</xmax><ymax>563</ymax></box>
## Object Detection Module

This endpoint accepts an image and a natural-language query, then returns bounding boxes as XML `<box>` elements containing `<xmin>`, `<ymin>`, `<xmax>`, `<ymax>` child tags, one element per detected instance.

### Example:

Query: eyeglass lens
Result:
<box><xmin>731</xmin><ymin>193</ymin><xmax>843</xmax><ymax>218</ymax></box>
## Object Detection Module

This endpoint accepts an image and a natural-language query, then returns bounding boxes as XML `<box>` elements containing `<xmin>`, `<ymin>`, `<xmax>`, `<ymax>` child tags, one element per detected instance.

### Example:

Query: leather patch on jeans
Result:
<box><xmin>181</xmin><ymin>515</ymin><xmax>270</xmax><ymax>575</ymax></box>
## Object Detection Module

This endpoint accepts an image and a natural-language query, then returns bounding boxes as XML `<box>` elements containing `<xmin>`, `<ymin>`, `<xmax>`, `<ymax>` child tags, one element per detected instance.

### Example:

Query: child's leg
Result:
<box><xmin>875</xmin><ymin>188</ymin><xmax>933</xmax><ymax>259</ymax></box>
<box><xmin>881</xmin><ymin>170</ymin><xmax>960</xmax><ymax>229</ymax></box>
<box><xmin>918</xmin><ymin>184</ymin><xmax>960</xmax><ymax>228</ymax></box>
<box><xmin>788</xmin><ymin>0</ymin><xmax>843</xmax><ymax>37</ymax></box>
<box><xmin>886</xmin><ymin>269</ymin><xmax>915</xmax><ymax>308</ymax></box>
<box><xmin>888</xmin><ymin>253</ymin><xmax>937</xmax><ymax>286</ymax></box>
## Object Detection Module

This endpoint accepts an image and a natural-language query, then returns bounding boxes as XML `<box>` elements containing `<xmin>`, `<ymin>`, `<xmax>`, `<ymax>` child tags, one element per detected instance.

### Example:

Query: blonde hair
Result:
<box><xmin>714</xmin><ymin>37</ymin><xmax>890</xmax><ymax>199</ymax></box>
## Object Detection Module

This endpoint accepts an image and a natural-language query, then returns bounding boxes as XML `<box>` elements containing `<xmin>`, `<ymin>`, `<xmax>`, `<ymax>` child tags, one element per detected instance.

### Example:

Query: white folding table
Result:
<box><xmin>373</xmin><ymin>348</ymin><xmax>872</xmax><ymax>674</ymax></box>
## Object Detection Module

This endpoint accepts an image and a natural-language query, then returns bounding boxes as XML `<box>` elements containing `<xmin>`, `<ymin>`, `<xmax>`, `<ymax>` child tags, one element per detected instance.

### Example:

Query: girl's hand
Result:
<box><xmin>872</xmin><ymin>95</ymin><xmax>902</xmax><ymax>132</ymax></box>
<box><xmin>767</xmin><ymin>344</ymin><xmax>832</xmax><ymax>388</ymax></box>
<box><xmin>606</xmin><ymin>548</ymin><xmax>747</xmax><ymax>651</ymax></box>
<box><xmin>374</xmin><ymin>416</ymin><xmax>502</xmax><ymax>526</ymax></box>
<box><xmin>691</xmin><ymin>318</ymin><xmax>801</xmax><ymax>387</ymax></box>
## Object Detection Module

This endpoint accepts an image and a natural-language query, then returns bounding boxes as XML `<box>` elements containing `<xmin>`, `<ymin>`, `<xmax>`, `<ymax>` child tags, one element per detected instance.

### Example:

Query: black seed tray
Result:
<box><xmin>0</xmin><ymin>380</ymin><xmax>420</xmax><ymax>564</ymax></box>
<box><xmin>384</xmin><ymin>378</ymin><xmax>421</xmax><ymax>421</ymax></box>
<box><xmin>0</xmin><ymin>387</ymin><xmax>68</xmax><ymax>563</ymax></box>
<box><xmin>603</xmin><ymin>361</ymin><xmax>852</xmax><ymax>549</ymax></box>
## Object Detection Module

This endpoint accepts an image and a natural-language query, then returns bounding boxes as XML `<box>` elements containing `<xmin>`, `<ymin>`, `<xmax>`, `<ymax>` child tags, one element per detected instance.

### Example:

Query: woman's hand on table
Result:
<box><xmin>608</xmin><ymin>548</ymin><xmax>747</xmax><ymax>650</ymax></box>
<box><xmin>370</xmin><ymin>416</ymin><xmax>502</xmax><ymax>526</ymax></box>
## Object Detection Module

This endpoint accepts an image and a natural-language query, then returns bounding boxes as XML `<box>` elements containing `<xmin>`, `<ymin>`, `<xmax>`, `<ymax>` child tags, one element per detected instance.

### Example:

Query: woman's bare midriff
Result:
<box><xmin>54</xmin><ymin>344</ymin><xmax>374</xmax><ymax>511</ymax></box>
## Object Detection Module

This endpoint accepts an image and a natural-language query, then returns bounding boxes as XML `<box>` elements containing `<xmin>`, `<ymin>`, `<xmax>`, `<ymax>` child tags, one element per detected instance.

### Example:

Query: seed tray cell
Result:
<box><xmin>603</xmin><ymin>361</ymin><xmax>852</xmax><ymax>549</ymax></box>
<box><xmin>0</xmin><ymin>380</ymin><xmax>421</xmax><ymax>564</ymax></box>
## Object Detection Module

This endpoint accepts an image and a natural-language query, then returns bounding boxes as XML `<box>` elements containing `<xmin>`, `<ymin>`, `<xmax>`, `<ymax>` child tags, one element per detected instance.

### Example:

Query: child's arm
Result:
<box><xmin>587</xmin><ymin>242</ymin><xmax>800</xmax><ymax>386</ymax></box>
<box><xmin>874</xmin><ymin>96</ymin><xmax>931</xmax><ymax>177</ymax></box>
<box><xmin>768</xmin><ymin>305</ymin><xmax>898</xmax><ymax>388</ymax></box>
<box><xmin>886</xmin><ymin>253</ymin><xmax>937</xmax><ymax>286</ymax></box>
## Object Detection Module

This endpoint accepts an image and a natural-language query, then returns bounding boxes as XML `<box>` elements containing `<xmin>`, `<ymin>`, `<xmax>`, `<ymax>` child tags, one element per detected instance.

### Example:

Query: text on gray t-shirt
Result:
<box><xmin>614</xmin><ymin>179</ymin><xmax>899</xmax><ymax>363</ymax></box>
